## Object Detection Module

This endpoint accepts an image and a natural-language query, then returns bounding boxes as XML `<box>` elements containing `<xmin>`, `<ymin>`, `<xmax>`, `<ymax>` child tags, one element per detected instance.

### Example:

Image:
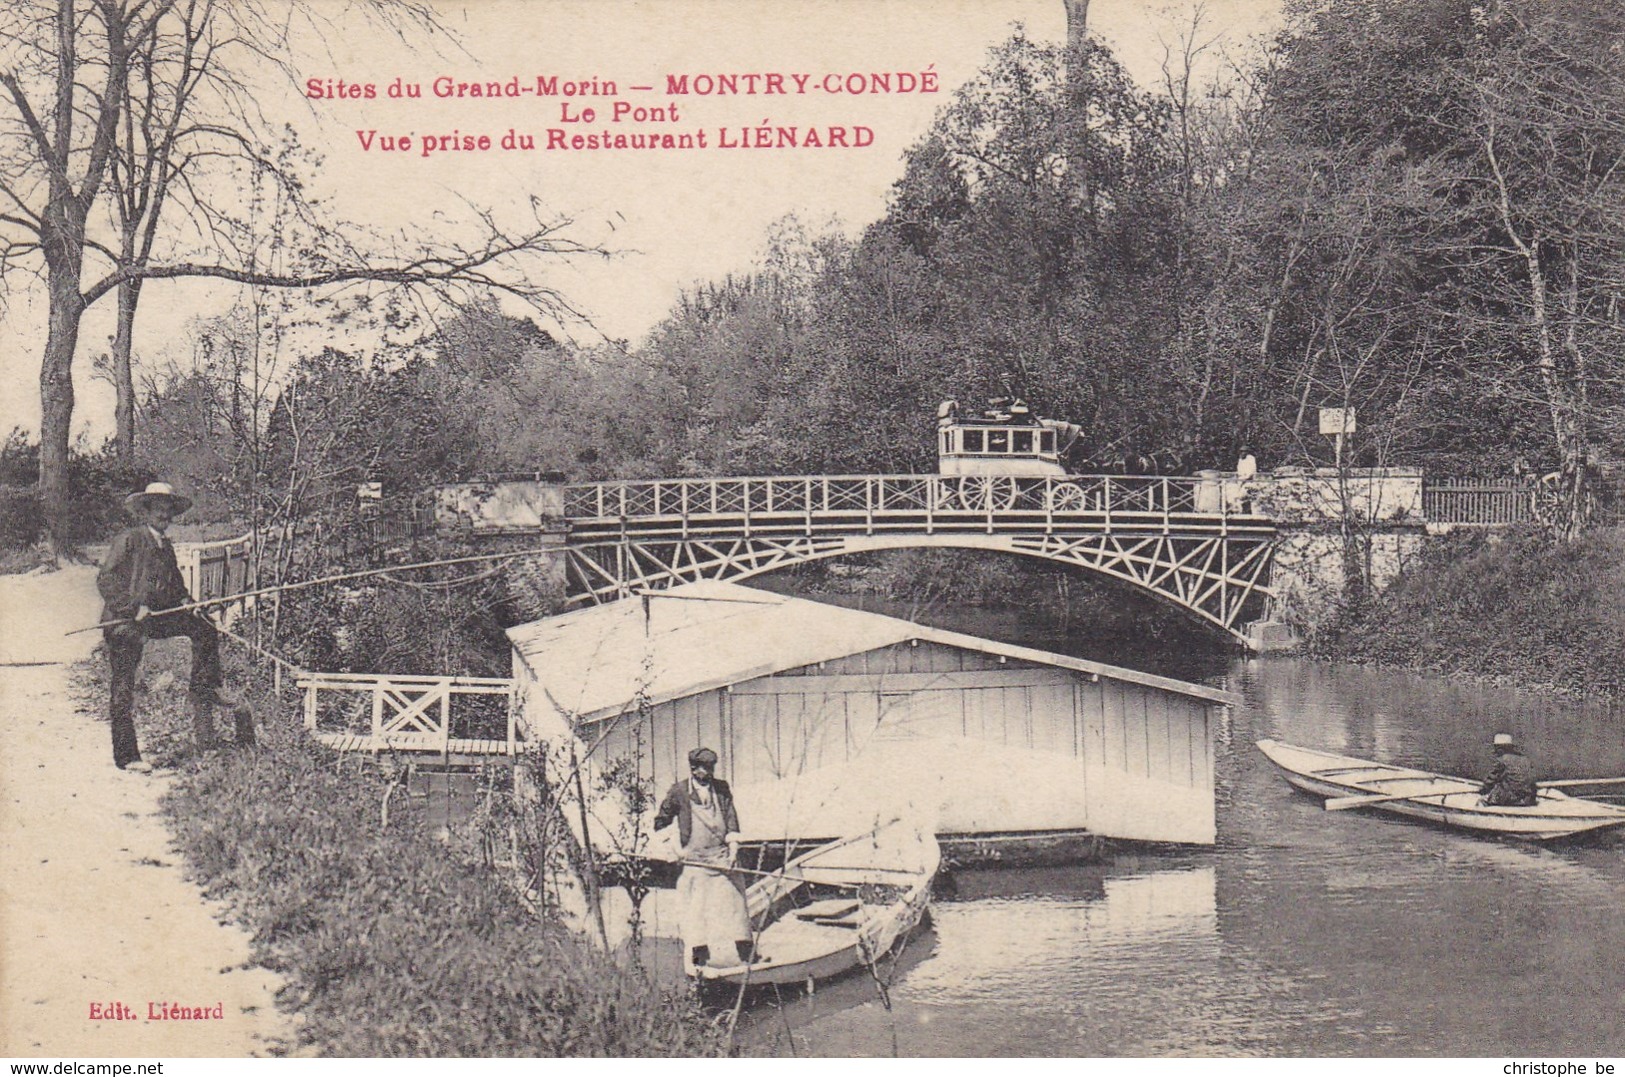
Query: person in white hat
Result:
<box><xmin>96</xmin><ymin>482</ymin><xmax>251</xmax><ymax>772</ymax></box>
<box><xmin>1478</xmin><ymin>732</ymin><xmax>1538</xmax><ymax>806</ymax></box>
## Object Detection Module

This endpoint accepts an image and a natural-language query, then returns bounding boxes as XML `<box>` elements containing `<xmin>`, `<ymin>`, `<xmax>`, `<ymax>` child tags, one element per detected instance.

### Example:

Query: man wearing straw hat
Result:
<box><xmin>654</xmin><ymin>747</ymin><xmax>757</xmax><ymax>969</ymax></box>
<box><xmin>1479</xmin><ymin>732</ymin><xmax>1538</xmax><ymax>807</ymax></box>
<box><xmin>97</xmin><ymin>482</ymin><xmax>251</xmax><ymax>772</ymax></box>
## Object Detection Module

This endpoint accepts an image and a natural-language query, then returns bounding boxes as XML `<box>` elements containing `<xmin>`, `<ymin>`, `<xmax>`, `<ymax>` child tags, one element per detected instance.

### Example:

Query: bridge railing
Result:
<box><xmin>563</xmin><ymin>473</ymin><xmax>1217</xmax><ymax>525</ymax></box>
<box><xmin>299</xmin><ymin>671</ymin><xmax>520</xmax><ymax>759</ymax></box>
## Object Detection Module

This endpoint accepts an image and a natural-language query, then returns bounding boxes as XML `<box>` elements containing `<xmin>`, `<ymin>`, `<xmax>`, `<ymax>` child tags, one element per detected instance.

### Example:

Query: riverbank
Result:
<box><xmin>63</xmin><ymin>644</ymin><xmax>726</xmax><ymax>1057</ymax></box>
<box><xmin>1310</xmin><ymin>526</ymin><xmax>1625</xmax><ymax>700</ymax></box>
<box><xmin>0</xmin><ymin>566</ymin><xmax>293</xmax><ymax>1056</ymax></box>
<box><xmin>1</xmin><ymin>564</ymin><xmax>723</xmax><ymax>1057</ymax></box>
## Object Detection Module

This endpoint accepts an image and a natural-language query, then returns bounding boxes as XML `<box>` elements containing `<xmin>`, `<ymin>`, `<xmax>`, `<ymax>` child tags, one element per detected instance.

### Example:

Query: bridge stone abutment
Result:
<box><xmin>427</xmin><ymin>478</ymin><xmax>571</xmax><ymax>621</ymax></box>
<box><xmin>1211</xmin><ymin>468</ymin><xmax>1429</xmax><ymax>650</ymax></box>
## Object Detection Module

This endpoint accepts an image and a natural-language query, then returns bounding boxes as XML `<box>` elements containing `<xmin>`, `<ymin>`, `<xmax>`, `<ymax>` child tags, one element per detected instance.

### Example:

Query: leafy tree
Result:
<box><xmin>1253</xmin><ymin>0</ymin><xmax>1625</xmax><ymax>535</ymax></box>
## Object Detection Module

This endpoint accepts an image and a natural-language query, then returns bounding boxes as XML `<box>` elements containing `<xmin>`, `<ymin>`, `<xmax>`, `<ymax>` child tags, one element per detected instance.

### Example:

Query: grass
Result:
<box><xmin>70</xmin><ymin>639</ymin><xmax>726</xmax><ymax>1057</ymax></box>
<box><xmin>1311</xmin><ymin>526</ymin><xmax>1625</xmax><ymax>698</ymax></box>
<box><xmin>0</xmin><ymin>545</ymin><xmax>48</xmax><ymax>575</ymax></box>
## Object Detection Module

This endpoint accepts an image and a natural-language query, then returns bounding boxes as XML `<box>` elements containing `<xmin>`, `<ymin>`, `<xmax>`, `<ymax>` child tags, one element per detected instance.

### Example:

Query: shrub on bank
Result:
<box><xmin>72</xmin><ymin>643</ymin><xmax>724</xmax><ymax>1057</ymax></box>
<box><xmin>0</xmin><ymin>429</ymin><xmax>158</xmax><ymax>554</ymax></box>
<box><xmin>1311</xmin><ymin>526</ymin><xmax>1625</xmax><ymax>697</ymax></box>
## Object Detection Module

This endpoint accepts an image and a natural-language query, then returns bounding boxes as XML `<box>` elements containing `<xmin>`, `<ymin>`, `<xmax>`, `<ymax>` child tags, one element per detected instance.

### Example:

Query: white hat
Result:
<box><xmin>1493</xmin><ymin>732</ymin><xmax>1515</xmax><ymax>748</ymax></box>
<box><xmin>123</xmin><ymin>482</ymin><xmax>192</xmax><ymax>517</ymax></box>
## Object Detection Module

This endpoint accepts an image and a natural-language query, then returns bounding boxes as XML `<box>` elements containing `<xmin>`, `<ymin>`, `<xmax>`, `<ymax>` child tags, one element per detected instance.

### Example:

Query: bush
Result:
<box><xmin>0</xmin><ymin>484</ymin><xmax>40</xmax><ymax>548</ymax></box>
<box><xmin>1312</xmin><ymin>526</ymin><xmax>1625</xmax><ymax>697</ymax></box>
<box><xmin>0</xmin><ymin>428</ymin><xmax>156</xmax><ymax>548</ymax></box>
<box><xmin>72</xmin><ymin>644</ymin><xmax>725</xmax><ymax>1057</ymax></box>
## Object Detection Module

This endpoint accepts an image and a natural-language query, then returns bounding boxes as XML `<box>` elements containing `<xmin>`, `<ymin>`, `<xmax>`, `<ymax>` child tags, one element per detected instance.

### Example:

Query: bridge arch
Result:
<box><xmin>564</xmin><ymin>530</ymin><xmax>1276</xmax><ymax>644</ymax></box>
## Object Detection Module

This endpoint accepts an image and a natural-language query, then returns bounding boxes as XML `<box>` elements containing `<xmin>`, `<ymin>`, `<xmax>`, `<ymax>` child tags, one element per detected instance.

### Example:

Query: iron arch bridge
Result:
<box><xmin>561</xmin><ymin>474</ymin><xmax>1278</xmax><ymax>642</ymax></box>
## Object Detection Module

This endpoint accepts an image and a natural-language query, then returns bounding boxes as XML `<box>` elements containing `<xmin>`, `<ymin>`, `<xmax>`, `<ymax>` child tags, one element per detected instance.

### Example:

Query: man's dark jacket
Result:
<box><xmin>655</xmin><ymin>778</ymin><xmax>740</xmax><ymax>847</ymax></box>
<box><xmin>1480</xmin><ymin>750</ymin><xmax>1538</xmax><ymax>806</ymax></box>
<box><xmin>97</xmin><ymin>525</ymin><xmax>191</xmax><ymax>621</ymax></box>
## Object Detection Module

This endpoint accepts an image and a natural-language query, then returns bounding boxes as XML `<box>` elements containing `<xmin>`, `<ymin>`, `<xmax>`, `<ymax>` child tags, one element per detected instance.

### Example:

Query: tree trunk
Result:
<box><xmin>1066</xmin><ymin>0</ymin><xmax>1091</xmax><ymax>128</ymax></box>
<box><xmin>112</xmin><ymin>276</ymin><xmax>143</xmax><ymax>464</ymax></box>
<box><xmin>39</xmin><ymin>227</ymin><xmax>87</xmax><ymax>561</ymax></box>
<box><xmin>1520</xmin><ymin>241</ymin><xmax>1589</xmax><ymax>541</ymax></box>
<box><xmin>1065</xmin><ymin>0</ymin><xmax>1090</xmax><ymax>53</ymax></box>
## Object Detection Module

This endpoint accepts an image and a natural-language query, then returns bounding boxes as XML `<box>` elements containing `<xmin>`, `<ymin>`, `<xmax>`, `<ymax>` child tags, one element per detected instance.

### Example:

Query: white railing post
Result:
<box><xmin>440</xmin><ymin>681</ymin><xmax>452</xmax><ymax>753</ymax></box>
<box><xmin>507</xmin><ymin>686</ymin><xmax>519</xmax><ymax>755</ymax></box>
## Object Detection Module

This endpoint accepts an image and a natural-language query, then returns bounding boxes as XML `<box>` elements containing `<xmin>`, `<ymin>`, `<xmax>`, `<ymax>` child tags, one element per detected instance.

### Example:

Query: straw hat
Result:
<box><xmin>123</xmin><ymin>482</ymin><xmax>192</xmax><ymax>517</ymax></box>
<box><xmin>1493</xmin><ymin>732</ymin><xmax>1517</xmax><ymax>751</ymax></box>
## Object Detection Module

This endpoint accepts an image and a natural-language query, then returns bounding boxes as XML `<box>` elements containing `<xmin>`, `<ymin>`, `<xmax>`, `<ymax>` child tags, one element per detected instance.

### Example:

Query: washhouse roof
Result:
<box><xmin>506</xmin><ymin>580</ymin><xmax>1237</xmax><ymax>725</ymax></box>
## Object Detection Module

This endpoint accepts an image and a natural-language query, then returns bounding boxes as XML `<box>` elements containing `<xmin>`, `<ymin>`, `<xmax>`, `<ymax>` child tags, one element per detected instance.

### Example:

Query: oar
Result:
<box><xmin>1325</xmin><ymin>789</ymin><xmax>1457</xmax><ymax>811</ymax></box>
<box><xmin>1326</xmin><ymin>776</ymin><xmax>1625</xmax><ymax>811</ymax></box>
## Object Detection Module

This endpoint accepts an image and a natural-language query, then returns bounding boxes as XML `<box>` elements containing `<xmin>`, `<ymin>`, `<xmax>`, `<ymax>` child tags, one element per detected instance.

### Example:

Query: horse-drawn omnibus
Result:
<box><xmin>936</xmin><ymin>399</ymin><xmax>1088</xmax><ymax>510</ymax></box>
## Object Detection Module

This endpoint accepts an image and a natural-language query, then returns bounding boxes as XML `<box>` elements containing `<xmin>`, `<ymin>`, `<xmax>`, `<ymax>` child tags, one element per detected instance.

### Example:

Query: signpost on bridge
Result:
<box><xmin>1319</xmin><ymin>407</ymin><xmax>1357</xmax><ymax>466</ymax></box>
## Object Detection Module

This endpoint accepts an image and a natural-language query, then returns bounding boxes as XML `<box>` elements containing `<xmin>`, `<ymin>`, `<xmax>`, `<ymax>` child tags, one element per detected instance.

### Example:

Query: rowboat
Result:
<box><xmin>1256</xmin><ymin>739</ymin><xmax>1625</xmax><ymax>841</ymax></box>
<box><xmin>687</xmin><ymin>819</ymin><xmax>940</xmax><ymax>988</ymax></box>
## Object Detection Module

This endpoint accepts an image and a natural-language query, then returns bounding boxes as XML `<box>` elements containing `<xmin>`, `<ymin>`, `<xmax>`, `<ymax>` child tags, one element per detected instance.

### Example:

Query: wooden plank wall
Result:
<box><xmin>590</xmin><ymin>640</ymin><xmax>1214</xmax><ymax>816</ymax></box>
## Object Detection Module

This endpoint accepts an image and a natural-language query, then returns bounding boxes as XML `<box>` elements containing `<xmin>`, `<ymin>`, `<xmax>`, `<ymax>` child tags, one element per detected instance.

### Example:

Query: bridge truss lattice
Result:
<box><xmin>561</xmin><ymin>474</ymin><xmax>1277</xmax><ymax>640</ymax></box>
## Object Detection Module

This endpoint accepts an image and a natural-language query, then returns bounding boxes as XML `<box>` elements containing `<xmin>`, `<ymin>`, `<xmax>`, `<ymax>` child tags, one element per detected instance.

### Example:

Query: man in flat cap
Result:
<box><xmin>97</xmin><ymin>482</ymin><xmax>252</xmax><ymax>772</ymax></box>
<box><xmin>654</xmin><ymin>746</ymin><xmax>756</xmax><ymax>969</ymax></box>
<box><xmin>1479</xmin><ymin>732</ymin><xmax>1538</xmax><ymax>806</ymax></box>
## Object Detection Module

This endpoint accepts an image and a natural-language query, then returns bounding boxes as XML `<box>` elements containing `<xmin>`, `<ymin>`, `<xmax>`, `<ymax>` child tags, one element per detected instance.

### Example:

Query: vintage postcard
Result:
<box><xmin>4</xmin><ymin>0</ymin><xmax>1623</xmax><ymax>1065</ymax></box>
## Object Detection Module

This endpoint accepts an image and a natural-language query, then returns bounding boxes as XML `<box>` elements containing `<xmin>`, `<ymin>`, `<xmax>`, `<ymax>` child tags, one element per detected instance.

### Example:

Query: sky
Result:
<box><xmin>0</xmin><ymin>0</ymin><xmax>1284</xmax><ymax>441</ymax></box>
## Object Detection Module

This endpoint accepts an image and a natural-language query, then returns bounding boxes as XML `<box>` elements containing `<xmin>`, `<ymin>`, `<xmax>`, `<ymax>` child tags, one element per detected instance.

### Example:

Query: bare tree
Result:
<box><xmin>1451</xmin><ymin>1</ymin><xmax>1625</xmax><ymax>539</ymax></box>
<box><xmin>0</xmin><ymin>0</ymin><xmax>602</xmax><ymax>559</ymax></box>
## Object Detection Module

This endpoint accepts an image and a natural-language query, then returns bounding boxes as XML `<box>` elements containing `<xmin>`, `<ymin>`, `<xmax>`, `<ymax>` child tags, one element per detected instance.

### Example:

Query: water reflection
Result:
<box><xmin>1234</xmin><ymin>658</ymin><xmax>1625</xmax><ymax>781</ymax></box>
<box><xmin>908</xmin><ymin>864</ymin><xmax>1218</xmax><ymax>1001</ymax></box>
<box><xmin>745</xmin><ymin>653</ymin><xmax>1625</xmax><ymax>1057</ymax></box>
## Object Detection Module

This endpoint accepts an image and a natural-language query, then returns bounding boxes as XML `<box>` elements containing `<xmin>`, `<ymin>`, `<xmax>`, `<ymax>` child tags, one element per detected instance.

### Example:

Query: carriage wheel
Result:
<box><xmin>1046</xmin><ymin>482</ymin><xmax>1088</xmax><ymax>513</ymax></box>
<box><xmin>958</xmin><ymin>476</ymin><xmax>1018</xmax><ymax>512</ymax></box>
<box><xmin>1533</xmin><ymin>470</ymin><xmax>1596</xmax><ymax>530</ymax></box>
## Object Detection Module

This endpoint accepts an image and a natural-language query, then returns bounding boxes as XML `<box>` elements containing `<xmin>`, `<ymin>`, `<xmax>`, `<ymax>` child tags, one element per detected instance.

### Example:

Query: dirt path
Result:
<box><xmin>0</xmin><ymin>566</ymin><xmax>294</xmax><ymax>1057</ymax></box>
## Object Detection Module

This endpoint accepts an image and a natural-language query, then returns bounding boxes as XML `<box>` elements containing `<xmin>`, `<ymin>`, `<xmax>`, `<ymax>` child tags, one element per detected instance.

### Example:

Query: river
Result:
<box><xmin>740</xmin><ymin>595</ymin><xmax>1625</xmax><ymax>1057</ymax></box>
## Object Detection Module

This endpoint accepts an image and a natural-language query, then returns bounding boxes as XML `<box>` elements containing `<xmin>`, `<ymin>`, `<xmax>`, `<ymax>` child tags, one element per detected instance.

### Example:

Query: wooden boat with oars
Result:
<box><xmin>686</xmin><ymin>819</ymin><xmax>940</xmax><ymax>988</ymax></box>
<box><xmin>1256</xmin><ymin>739</ymin><xmax>1625</xmax><ymax>841</ymax></box>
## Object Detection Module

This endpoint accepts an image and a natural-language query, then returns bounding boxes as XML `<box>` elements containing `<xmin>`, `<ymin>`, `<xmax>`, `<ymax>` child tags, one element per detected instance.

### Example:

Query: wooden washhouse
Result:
<box><xmin>507</xmin><ymin>581</ymin><xmax>1234</xmax><ymax>849</ymax></box>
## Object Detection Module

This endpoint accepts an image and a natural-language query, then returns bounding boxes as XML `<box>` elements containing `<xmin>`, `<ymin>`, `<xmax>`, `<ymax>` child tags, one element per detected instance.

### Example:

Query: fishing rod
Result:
<box><xmin>65</xmin><ymin>545</ymin><xmax>562</xmax><ymax>636</ymax></box>
<box><xmin>662</xmin><ymin>858</ymin><xmax>925</xmax><ymax>880</ymax></box>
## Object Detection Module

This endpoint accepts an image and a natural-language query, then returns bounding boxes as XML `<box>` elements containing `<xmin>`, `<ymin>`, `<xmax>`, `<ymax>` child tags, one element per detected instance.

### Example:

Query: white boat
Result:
<box><xmin>1257</xmin><ymin>739</ymin><xmax>1625</xmax><ymax>841</ymax></box>
<box><xmin>687</xmin><ymin>819</ymin><xmax>940</xmax><ymax>988</ymax></box>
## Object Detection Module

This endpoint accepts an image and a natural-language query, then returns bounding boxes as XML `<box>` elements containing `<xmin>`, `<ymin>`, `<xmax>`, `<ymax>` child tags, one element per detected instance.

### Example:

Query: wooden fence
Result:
<box><xmin>177</xmin><ymin>533</ymin><xmax>255</xmax><ymax>623</ymax></box>
<box><xmin>1425</xmin><ymin>474</ymin><xmax>1625</xmax><ymax>527</ymax></box>
<box><xmin>1422</xmin><ymin>477</ymin><xmax>1533</xmax><ymax>526</ymax></box>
